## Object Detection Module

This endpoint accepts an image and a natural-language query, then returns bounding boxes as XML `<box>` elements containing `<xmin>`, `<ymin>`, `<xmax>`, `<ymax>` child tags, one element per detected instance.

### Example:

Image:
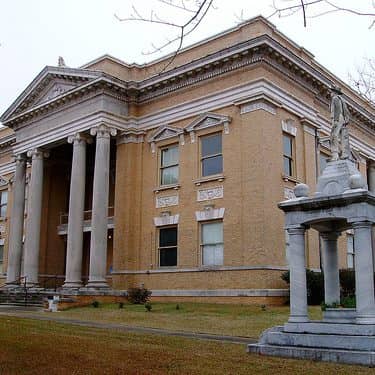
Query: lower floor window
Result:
<box><xmin>0</xmin><ymin>243</ymin><xmax>3</xmax><ymax>274</ymax></box>
<box><xmin>159</xmin><ymin>226</ymin><xmax>177</xmax><ymax>267</ymax></box>
<box><xmin>201</xmin><ymin>221</ymin><xmax>223</xmax><ymax>266</ymax></box>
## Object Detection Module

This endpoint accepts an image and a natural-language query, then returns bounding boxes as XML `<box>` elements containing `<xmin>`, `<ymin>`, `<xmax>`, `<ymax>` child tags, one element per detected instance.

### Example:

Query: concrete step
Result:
<box><xmin>285</xmin><ymin>321</ymin><xmax>375</xmax><ymax>336</ymax></box>
<box><xmin>266</xmin><ymin>331</ymin><xmax>375</xmax><ymax>352</ymax></box>
<box><xmin>248</xmin><ymin>343</ymin><xmax>375</xmax><ymax>366</ymax></box>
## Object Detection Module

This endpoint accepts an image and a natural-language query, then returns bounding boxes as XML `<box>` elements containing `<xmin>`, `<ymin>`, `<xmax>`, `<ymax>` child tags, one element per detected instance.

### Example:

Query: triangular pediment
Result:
<box><xmin>1</xmin><ymin>66</ymin><xmax>101</xmax><ymax>124</ymax></box>
<box><xmin>148</xmin><ymin>125</ymin><xmax>184</xmax><ymax>143</ymax></box>
<box><xmin>185</xmin><ymin>112</ymin><xmax>231</xmax><ymax>132</ymax></box>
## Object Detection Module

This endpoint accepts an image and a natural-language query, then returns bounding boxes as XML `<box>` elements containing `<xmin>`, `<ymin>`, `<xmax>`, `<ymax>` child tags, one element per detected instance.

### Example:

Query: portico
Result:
<box><xmin>0</xmin><ymin>65</ymin><xmax>128</xmax><ymax>290</ymax></box>
<box><xmin>5</xmin><ymin>124</ymin><xmax>118</xmax><ymax>289</ymax></box>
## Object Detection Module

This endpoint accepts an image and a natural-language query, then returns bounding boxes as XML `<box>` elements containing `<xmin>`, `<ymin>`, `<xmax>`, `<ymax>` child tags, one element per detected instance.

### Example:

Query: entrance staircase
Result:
<box><xmin>0</xmin><ymin>288</ymin><xmax>45</xmax><ymax>309</ymax></box>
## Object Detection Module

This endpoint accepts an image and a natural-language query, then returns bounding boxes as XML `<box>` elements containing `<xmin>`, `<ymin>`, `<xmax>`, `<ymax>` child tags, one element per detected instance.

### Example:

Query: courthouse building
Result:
<box><xmin>0</xmin><ymin>16</ymin><xmax>374</xmax><ymax>303</ymax></box>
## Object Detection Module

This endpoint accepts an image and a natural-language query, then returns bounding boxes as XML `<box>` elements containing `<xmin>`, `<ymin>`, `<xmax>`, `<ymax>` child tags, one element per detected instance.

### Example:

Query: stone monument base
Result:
<box><xmin>248</xmin><ymin>322</ymin><xmax>375</xmax><ymax>366</ymax></box>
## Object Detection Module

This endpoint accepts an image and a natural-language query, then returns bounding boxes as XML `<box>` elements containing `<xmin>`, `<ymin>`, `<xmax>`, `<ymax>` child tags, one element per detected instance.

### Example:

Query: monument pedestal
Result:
<box><xmin>248</xmin><ymin>160</ymin><xmax>375</xmax><ymax>365</ymax></box>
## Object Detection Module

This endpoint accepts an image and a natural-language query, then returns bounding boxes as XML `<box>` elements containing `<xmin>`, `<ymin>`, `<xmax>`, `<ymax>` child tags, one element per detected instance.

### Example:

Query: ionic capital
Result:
<box><xmin>67</xmin><ymin>132</ymin><xmax>93</xmax><ymax>145</ymax></box>
<box><xmin>13</xmin><ymin>153</ymin><xmax>27</xmax><ymax>166</ymax></box>
<box><xmin>90</xmin><ymin>124</ymin><xmax>117</xmax><ymax>139</ymax></box>
<box><xmin>27</xmin><ymin>148</ymin><xmax>49</xmax><ymax>160</ymax></box>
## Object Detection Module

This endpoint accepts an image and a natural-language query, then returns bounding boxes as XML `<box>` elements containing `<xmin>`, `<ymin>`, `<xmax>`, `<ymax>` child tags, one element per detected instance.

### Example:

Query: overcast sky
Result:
<box><xmin>0</xmin><ymin>0</ymin><xmax>374</xmax><ymax>118</ymax></box>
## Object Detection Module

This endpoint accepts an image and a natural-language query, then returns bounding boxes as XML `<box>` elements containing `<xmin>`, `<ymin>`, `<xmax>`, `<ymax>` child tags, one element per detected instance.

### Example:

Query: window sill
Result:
<box><xmin>154</xmin><ymin>184</ymin><xmax>180</xmax><ymax>193</ymax></box>
<box><xmin>282</xmin><ymin>174</ymin><xmax>302</xmax><ymax>184</ymax></box>
<box><xmin>194</xmin><ymin>174</ymin><xmax>225</xmax><ymax>186</ymax></box>
<box><xmin>199</xmin><ymin>265</ymin><xmax>223</xmax><ymax>271</ymax></box>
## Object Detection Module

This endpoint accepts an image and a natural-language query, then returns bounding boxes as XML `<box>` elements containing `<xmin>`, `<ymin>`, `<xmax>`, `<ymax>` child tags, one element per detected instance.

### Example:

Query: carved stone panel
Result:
<box><xmin>284</xmin><ymin>187</ymin><xmax>295</xmax><ymax>200</ymax></box>
<box><xmin>156</xmin><ymin>195</ymin><xmax>179</xmax><ymax>208</ymax></box>
<box><xmin>197</xmin><ymin>186</ymin><xmax>223</xmax><ymax>202</ymax></box>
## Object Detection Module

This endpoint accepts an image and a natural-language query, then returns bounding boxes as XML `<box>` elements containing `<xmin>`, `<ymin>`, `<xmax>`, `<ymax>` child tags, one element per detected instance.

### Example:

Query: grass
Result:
<box><xmin>50</xmin><ymin>302</ymin><xmax>322</xmax><ymax>338</ymax></box>
<box><xmin>0</xmin><ymin>316</ymin><xmax>373</xmax><ymax>374</ymax></box>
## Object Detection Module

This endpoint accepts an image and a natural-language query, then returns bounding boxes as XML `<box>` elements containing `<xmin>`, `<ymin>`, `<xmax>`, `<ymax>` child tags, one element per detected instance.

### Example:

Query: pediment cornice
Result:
<box><xmin>1</xmin><ymin>66</ymin><xmax>104</xmax><ymax>125</ymax></box>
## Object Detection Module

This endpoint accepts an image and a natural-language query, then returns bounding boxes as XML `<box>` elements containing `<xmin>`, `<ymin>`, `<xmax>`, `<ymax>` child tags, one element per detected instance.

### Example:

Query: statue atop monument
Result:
<box><xmin>330</xmin><ymin>86</ymin><xmax>350</xmax><ymax>161</ymax></box>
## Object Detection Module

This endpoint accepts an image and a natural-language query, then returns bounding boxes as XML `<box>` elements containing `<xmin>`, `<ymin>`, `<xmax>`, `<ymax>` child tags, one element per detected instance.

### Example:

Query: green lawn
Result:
<box><xmin>53</xmin><ymin>302</ymin><xmax>322</xmax><ymax>338</ymax></box>
<box><xmin>0</xmin><ymin>316</ymin><xmax>373</xmax><ymax>374</ymax></box>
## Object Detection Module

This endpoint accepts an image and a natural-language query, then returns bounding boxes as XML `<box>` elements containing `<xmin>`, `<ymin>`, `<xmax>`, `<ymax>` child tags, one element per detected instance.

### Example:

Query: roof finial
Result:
<box><xmin>58</xmin><ymin>56</ymin><xmax>66</xmax><ymax>67</ymax></box>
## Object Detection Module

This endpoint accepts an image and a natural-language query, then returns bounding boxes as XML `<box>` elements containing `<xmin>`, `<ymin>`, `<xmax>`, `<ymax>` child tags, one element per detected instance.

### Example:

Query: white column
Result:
<box><xmin>23</xmin><ymin>149</ymin><xmax>48</xmax><ymax>287</ymax></box>
<box><xmin>353</xmin><ymin>221</ymin><xmax>375</xmax><ymax>324</ymax></box>
<box><xmin>287</xmin><ymin>226</ymin><xmax>309</xmax><ymax>323</ymax></box>
<box><xmin>63</xmin><ymin>133</ymin><xmax>90</xmax><ymax>288</ymax></box>
<box><xmin>321</xmin><ymin>232</ymin><xmax>341</xmax><ymax>305</ymax></box>
<box><xmin>6</xmin><ymin>154</ymin><xmax>27</xmax><ymax>286</ymax></box>
<box><xmin>86</xmin><ymin>124</ymin><xmax>116</xmax><ymax>288</ymax></box>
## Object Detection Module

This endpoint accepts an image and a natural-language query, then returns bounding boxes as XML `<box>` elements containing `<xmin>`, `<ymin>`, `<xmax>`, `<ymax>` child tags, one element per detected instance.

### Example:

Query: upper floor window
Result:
<box><xmin>159</xmin><ymin>226</ymin><xmax>178</xmax><ymax>267</ymax></box>
<box><xmin>201</xmin><ymin>221</ymin><xmax>223</xmax><ymax>266</ymax></box>
<box><xmin>201</xmin><ymin>133</ymin><xmax>222</xmax><ymax>177</ymax></box>
<box><xmin>160</xmin><ymin>145</ymin><xmax>179</xmax><ymax>185</ymax></box>
<box><xmin>283</xmin><ymin>133</ymin><xmax>294</xmax><ymax>177</ymax></box>
<box><xmin>0</xmin><ymin>190</ymin><xmax>8</xmax><ymax>218</ymax></box>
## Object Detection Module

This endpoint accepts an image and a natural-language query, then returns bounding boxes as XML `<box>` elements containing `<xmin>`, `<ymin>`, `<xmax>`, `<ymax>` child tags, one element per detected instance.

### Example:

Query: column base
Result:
<box><xmin>85</xmin><ymin>280</ymin><xmax>109</xmax><ymax>289</ymax></box>
<box><xmin>288</xmin><ymin>315</ymin><xmax>309</xmax><ymax>323</ymax></box>
<box><xmin>62</xmin><ymin>281</ymin><xmax>83</xmax><ymax>289</ymax></box>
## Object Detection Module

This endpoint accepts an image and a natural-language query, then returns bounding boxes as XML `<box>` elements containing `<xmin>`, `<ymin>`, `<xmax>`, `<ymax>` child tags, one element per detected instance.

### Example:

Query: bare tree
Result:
<box><xmin>115</xmin><ymin>0</ymin><xmax>214</xmax><ymax>72</ymax></box>
<box><xmin>349</xmin><ymin>58</ymin><xmax>375</xmax><ymax>104</ymax></box>
<box><xmin>115</xmin><ymin>0</ymin><xmax>375</xmax><ymax>87</ymax></box>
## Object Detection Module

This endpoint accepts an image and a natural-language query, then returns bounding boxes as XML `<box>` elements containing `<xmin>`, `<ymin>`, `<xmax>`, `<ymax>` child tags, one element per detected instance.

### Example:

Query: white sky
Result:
<box><xmin>0</xmin><ymin>0</ymin><xmax>374</xmax><ymax>118</ymax></box>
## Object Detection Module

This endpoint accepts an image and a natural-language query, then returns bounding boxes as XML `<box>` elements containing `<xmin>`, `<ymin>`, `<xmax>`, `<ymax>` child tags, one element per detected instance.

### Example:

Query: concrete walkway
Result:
<box><xmin>0</xmin><ymin>309</ymin><xmax>256</xmax><ymax>345</ymax></box>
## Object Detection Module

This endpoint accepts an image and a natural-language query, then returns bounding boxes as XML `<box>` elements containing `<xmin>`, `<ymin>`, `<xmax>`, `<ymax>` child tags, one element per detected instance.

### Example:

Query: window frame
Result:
<box><xmin>159</xmin><ymin>144</ymin><xmax>179</xmax><ymax>186</ymax></box>
<box><xmin>199</xmin><ymin>132</ymin><xmax>223</xmax><ymax>178</ymax></box>
<box><xmin>158</xmin><ymin>225</ymin><xmax>178</xmax><ymax>268</ymax></box>
<box><xmin>0</xmin><ymin>190</ymin><xmax>8</xmax><ymax>219</ymax></box>
<box><xmin>282</xmin><ymin>133</ymin><xmax>295</xmax><ymax>177</ymax></box>
<box><xmin>0</xmin><ymin>242</ymin><xmax>4</xmax><ymax>274</ymax></box>
<box><xmin>200</xmin><ymin>220</ymin><xmax>224</xmax><ymax>267</ymax></box>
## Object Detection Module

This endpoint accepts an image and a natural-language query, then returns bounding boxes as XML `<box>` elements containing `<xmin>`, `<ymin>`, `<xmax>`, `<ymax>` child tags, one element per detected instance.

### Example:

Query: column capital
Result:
<box><xmin>27</xmin><ymin>148</ymin><xmax>49</xmax><ymax>160</ymax></box>
<box><xmin>287</xmin><ymin>226</ymin><xmax>306</xmax><ymax>236</ymax></box>
<box><xmin>90</xmin><ymin>124</ymin><xmax>117</xmax><ymax>139</ymax></box>
<box><xmin>13</xmin><ymin>153</ymin><xmax>27</xmax><ymax>165</ymax></box>
<box><xmin>352</xmin><ymin>221</ymin><xmax>373</xmax><ymax>230</ymax></box>
<box><xmin>320</xmin><ymin>231</ymin><xmax>341</xmax><ymax>241</ymax></box>
<box><xmin>67</xmin><ymin>132</ymin><xmax>92</xmax><ymax>145</ymax></box>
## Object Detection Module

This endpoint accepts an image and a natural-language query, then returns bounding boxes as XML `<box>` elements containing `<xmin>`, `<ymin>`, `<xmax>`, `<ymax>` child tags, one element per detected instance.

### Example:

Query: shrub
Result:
<box><xmin>281</xmin><ymin>270</ymin><xmax>324</xmax><ymax>305</ymax></box>
<box><xmin>176</xmin><ymin>304</ymin><xmax>180</xmax><ymax>310</ymax></box>
<box><xmin>341</xmin><ymin>295</ymin><xmax>356</xmax><ymax>308</ymax></box>
<box><xmin>92</xmin><ymin>300</ymin><xmax>100</xmax><ymax>308</ymax></box>
<box><xmin>145</xmin><ymin>303</ymin><xmax>152</xmax><ymax>312</ymax></box>
<box><xmin>339</xmin><ymin>269</ymin><xmax>355</xmax><ymax>298</ymax></box>
<box><xmin>118</xmin><ymin>302</ymin><xmax>124</xmax><ymax>309</ymax></box>
<box><xmin>127</xmin><ymin>287</ymin><xmax>152</xmax><ymax>304</ymax></box>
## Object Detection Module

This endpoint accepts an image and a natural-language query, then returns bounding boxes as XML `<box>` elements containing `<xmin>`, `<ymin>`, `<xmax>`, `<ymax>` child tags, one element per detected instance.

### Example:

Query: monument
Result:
<box><xmin>248</xmin><ymin>87</ymin><xmax>375</xmax><ymax>365</ymax></box>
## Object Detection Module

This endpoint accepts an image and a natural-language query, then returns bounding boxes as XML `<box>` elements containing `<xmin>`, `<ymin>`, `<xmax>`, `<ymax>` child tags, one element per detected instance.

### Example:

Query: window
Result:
<box><xmin>159</xmin><ymin>226</ymin><xmax>177</xmax><ymax>267</ymax></box>
<box><xmin>201</xmin><ymin>221</ymin><xmax>223</xmax><ymax>266</ymax></box>
<box><xmin>160</xmin><ymin>145</ymin><xmax>179</xmax><ymax>185</ymax></box>
<box><xmin>0</xmin><ymin>190</ymin><xmax>8</xmax><ymax>218</ymax></box>
<box><xmin>201</xmin><ymin>133</ymin><xmax>222</xmax><ymax>177</ymax></box>
<box><xmin>283</xmin><ymin>134</ymin><xmax>294</xmax><ymax>177</ymax></box>
<box><xmin>347</xmin><ymin>232</ymin><xmax>355</xmax><ymax>269</ymax></box>
<box><xmin>320</xmin><ymin>153</ymin><xmax>329</xmax><ymax>174</ymax></box>
<box><xmin>0</xmin><ymin>243</ymin><xmax>3</xmax><ymax>274</ymax></box>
